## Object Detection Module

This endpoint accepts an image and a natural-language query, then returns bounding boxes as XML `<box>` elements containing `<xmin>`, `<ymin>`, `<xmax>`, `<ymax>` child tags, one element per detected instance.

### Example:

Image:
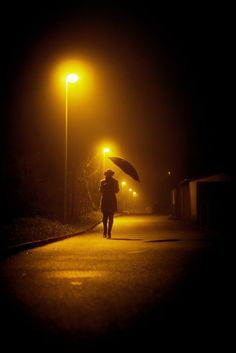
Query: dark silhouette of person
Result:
<box><xmin>100</xmin><ymin>169</ymin><xmax>119</xmax><ymax>238</ymax></box>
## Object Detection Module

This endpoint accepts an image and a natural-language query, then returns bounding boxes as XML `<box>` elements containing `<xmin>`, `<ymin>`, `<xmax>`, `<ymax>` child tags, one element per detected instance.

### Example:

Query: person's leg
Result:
<box><xmin>107</xmin><ymin>213</ymin><xmax>114</xmax><ymax>238</ymax></box>
<box><xmin>102</xmin><ymin>213</ymin><xmax>108</xmax><ymax>237</ymax></box>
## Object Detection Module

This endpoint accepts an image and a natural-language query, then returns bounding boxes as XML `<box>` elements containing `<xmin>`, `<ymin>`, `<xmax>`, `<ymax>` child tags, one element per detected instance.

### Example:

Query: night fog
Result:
<box><xmin>0</xmin><ymin>6</ymin><xmax>234</xmax><ymax>351</ymax></box>
<box><xmin>1</xmin><ymin>4</ymin><xmax>233</xmax><ymax>220</ymax></box>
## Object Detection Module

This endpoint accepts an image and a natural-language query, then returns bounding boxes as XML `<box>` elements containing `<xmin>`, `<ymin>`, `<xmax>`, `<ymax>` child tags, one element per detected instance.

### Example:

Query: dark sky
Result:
<box><xmin>1</xmin><ymin>3</ymin><xmax>234</xmax><ymax>206</ymax></box>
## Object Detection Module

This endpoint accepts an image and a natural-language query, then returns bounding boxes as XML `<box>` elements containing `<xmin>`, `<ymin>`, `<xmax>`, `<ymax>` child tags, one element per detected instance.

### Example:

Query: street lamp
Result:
<box><xmin>103</xmin><ymin>147</ymin><xmax>110</xmax><ymax>172</ymax></box>
<box><xmin>64</xmin><ymin>73</ymin><xmax>79</xmax><ymax>224</ymax></box>
<box><xmin>121</xmin><ymin>181</ymin><xmax>127</xmax><ymax>190</ymax></box>
<box><xmin>121</xmin><ymin>181</ymin><xmax>127</xmax><ymax>211</ymax></box>
<box><xmin>132</xmin><ymin>191</ymin><xmax>138</xmax><ymax>213</ymax></box>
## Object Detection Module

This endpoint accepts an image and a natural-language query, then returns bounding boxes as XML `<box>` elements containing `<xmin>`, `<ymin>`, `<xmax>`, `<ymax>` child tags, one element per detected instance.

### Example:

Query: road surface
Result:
<box><xmin>0</xmin><ymin>215</ymin><xmax>233</xmax><ymax>351</ymax></box>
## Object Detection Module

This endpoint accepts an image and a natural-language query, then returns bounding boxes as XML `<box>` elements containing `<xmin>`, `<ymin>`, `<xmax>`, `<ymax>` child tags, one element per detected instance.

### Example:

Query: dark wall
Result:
<box><xmin>197</xmin><ymin>182</ymin><xmax>233</xmax><ymax>230</ymax></box>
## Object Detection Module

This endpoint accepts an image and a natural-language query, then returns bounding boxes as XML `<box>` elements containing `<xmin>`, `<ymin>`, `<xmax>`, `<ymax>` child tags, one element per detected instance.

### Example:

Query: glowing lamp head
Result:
<box><xmin>66</xmin><ymin>73</ymin><xmax>79</xmax><ymax>83</ymax></box>
<box><xmin>103</xmin><ymin>148</ymin><xmax>110</xmax><ymax>154</ymax></box>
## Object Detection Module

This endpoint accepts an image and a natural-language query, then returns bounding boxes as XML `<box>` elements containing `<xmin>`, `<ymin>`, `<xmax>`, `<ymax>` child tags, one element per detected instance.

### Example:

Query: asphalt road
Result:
<box><xmin>0</xmin><ymin>215</ymin><xmax>233</xmax><ymax>351</ymax></box>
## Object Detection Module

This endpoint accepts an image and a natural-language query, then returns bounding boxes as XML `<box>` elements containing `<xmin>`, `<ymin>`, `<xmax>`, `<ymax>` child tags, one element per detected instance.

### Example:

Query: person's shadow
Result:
<box><xmin>144</xmin><ymin>239</ymin><xmax>180</xmax><ymax>242</ymax></box>
<box><xmin>110</xmin><ymin>238</ymin><xmax>180</xmax><ymax>242</ymax></box>
<box><xmin>110</xmin><ymin>237</ymin><xmax>143</xmax><ymax>241</ymax></box>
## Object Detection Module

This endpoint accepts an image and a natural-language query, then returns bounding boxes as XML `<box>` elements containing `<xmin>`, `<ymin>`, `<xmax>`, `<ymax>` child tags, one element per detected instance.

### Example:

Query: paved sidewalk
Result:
<box><xmin>0</xmin><ymin>215</ymin><xmax>234</xmax><ymax>351</ymax></box>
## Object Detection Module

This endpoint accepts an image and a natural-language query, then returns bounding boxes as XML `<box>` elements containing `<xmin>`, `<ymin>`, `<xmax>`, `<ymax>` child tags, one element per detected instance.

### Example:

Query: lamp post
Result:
<box><xmin>64</xmin><ymin>73</ymin><xmax>79</xmax><ymax>224</ymax></box>
<box><xmin>121</xmin><ymin>181</ymin><xmax>127</xmax><ymax>211</ymax></box>
<box><xmin>128</xmin><ymin>188</ymin><xmax>133</xmax><ymax>212</ymax></box>
<box><xmin>103</xmin><ymin>147</ymin><xmax>110</xmax><ymax>172</ymax></box>
<box><xmin>121</xmin><ymin>181</ymin><xmax>127</xmax><ymax>191</ymax></box>
<box><xmin>132</xmin><ymin>191</ymin><xmax>137</xmax><ymax>213</ymax></box>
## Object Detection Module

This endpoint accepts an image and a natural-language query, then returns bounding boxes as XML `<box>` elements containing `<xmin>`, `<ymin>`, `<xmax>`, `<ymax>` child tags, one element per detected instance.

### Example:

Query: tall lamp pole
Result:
<box><xmin>64</xmin><ymin>73</ymin><xmax>79</xmax><ymax>224</ymax></box>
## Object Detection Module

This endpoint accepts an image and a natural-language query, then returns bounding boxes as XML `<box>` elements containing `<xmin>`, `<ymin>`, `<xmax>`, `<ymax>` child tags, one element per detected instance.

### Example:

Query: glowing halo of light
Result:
<box><xmin>66</xmin><ymin>73</ymin><xmax>79</xmax><ymax>83</ymax></box>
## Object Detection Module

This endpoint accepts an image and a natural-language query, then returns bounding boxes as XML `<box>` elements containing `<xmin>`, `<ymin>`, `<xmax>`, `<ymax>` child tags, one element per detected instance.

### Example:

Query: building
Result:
<box><xmin>171</xmin><ymin>173</ymin><xmax>232</xmax><ymax>230</ymax></box>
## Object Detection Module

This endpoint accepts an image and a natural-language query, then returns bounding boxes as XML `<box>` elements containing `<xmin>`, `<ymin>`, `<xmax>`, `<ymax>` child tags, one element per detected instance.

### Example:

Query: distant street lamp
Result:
<box><xmin>121</xmin><ymin>181</ymin><xmax>127</xmax><ymax>190</ymax></box>
<box><xmin>128</xmin><ymin>188</ymin><xmax>133</xmax><ymax>212</ymax></box>
<box><xmin>132</xmin><ymin>191</ymin><xmax>138</xmax><ymax>213</ymax></box>
<box><xmin>64</xmin><ymin>73</ymin><xmax>79</xmax><ymax>224</ymax></box>
<box><xmin>121</xmin><ymin>181</ymin><xmax>127</xmax><ymax>211</ymax></box>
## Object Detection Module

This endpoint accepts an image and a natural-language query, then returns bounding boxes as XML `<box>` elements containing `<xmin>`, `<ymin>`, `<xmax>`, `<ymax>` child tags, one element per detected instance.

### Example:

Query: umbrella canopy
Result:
<box><xmin>108</xmin><ymin>156</ymin><xmax>140</xmax><ymax>182</ymax></box>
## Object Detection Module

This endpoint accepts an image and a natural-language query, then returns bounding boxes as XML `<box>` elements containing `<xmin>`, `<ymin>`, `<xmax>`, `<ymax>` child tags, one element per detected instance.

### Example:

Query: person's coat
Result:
<box><xmin>100</xmin><ymin>177</ymin><xmax>119</xmax><ymax>213</ymax></box>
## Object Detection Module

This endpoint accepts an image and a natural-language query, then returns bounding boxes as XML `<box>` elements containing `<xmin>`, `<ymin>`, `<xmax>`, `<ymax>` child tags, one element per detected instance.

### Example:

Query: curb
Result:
<box><xmin>3</xmin><ymin>220</ymin><xmax>102</xmax><ymax>256</ymax></box>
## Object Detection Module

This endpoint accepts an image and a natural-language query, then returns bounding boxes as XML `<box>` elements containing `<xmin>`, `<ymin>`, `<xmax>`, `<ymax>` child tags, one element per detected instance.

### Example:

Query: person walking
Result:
<box><xmin>100</xmin><ymin>169</ymin><xmax>119</xmax><ymax>238</ymax></box>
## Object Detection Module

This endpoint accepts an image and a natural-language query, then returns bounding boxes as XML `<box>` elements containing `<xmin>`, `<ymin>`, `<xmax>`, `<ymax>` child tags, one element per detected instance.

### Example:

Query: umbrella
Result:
<box><xmin>108</xmin><ymin>156</ymin><xmax>140</xmax><ymax>182</ymax></box>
